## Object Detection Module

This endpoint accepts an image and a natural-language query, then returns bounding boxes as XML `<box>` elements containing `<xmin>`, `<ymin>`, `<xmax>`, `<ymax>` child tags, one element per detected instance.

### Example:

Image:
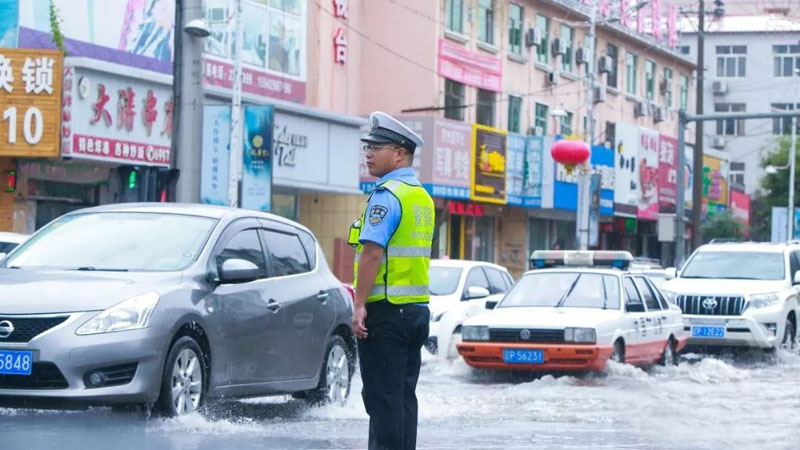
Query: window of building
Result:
<box><xmin>444</xmin><ymin>79</ymin><xmax>465</xmax><ymax>121</ymax></box>
<box><xmin>535</xmin><ymin>103</ymin><xmax>548</xmax><ymax>135</ymax></box>
<box><xmin>644</xmin><ymin>60</ymin><xmax>656</xmax><ymax>101</ymax></box>
<box><xmin>560</xmin><ymin>111</ymin><xmax>573</xmax><ymax>136</ymax></box>
<box><xmin>730</xmin><ymin>161</ymin><xmax>745</xmax><ymax>187</ymax></box>
<box><xmin>477</xmin><ymin>88</ymin><xmax>495</xmax><ymax>126</ymax></box>
<box><xmin>508</xmin><ymin>3</ymin><xmax>524</xmax><ymax>55</ymax></box>
<box><xmin>478</xmin><ymin>0</ymin><xmax>494</xmax><ymax>45</ymax></box>
<box><xmin>626</xmin><ymin>52</ymin><xmax>638</xmax><ymax>95</ymax></box>
<box><xmin>508</xmin><ymin>95</ymin><xmax>522</xmax><ymax>133</ymax></box>
<box><xmin>606</xmin><ymin>43</ymin><xmax>619</xmax><ymax>88</ymax></box>
<box><xmin>714</xmin><ymin>103</ymin><xmax>746</xmax><ymax>136</ymax></box>
<box><xmin>663</xmin><ymin>67</ymin><xmax>673</xmax><ymax>108</ymax></box>
<box><xmin>772</xmin><ymin>103</ymin><xmax>800</xmax><ymax>134</ymax></box>
<box><xmin>679</xmin><ymin>74</ymin><xmax>689</xmax><ymax>110</ymax></box>
<box><xmin>773</xmin><ymin>45</ymin><xmax>800</xmax><ymax>77</ymax></box>
<box><xmin>716</xmin><ymin>45</ymin><xmax>747</xmax><ymax>77</ymax></box>
<box><xmin>536</xmin><ymin>15</ymin><xmax>549</xmax><ymax>64</ymax></box>
<box><xmin>445</xmin><ymin>0</ymin><xmax>464</xmax><ymax>34</ymax></box>
<box><xmin>560</xmin><ymin>25</ymin><xmax>574</xmax><ymax>73</ymax></box>
<box><xmin>679</xmin><ymin>45</ymin><xmax>691</xmax><ymax>55</ymax></box>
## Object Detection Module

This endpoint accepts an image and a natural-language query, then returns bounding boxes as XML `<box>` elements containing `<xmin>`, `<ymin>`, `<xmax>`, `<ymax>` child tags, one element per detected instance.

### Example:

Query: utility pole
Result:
<box><xmin>789</xmin><ymin>116</ymin><xmax>797</xmax><ymax>240</ymax></box>
<box><xmin>227</xmin><ymin>0</ymin><xmax>244</xmax><ymax>207</ymax></box>
<box><xmin>691</xmin><ymin>0</ymin><xmax>705</xmax><ymax>249</ymax></box>
<box><xmin>577</xmin><ymin>0</ymin><xmax>597</xmax><ymax>251</ymax></box>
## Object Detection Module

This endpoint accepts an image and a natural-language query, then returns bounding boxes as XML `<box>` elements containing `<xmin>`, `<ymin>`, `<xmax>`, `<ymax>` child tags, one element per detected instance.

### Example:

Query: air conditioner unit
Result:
<box><xmin>712</xmin><ymin>136</ymin><xmax>726</xmax><ymax>149</ymax></box>
<box><xmin>551</xmin><ymin>38</ymin><xmax>565</xmax><ymax>56</ymax></box>
<box><xmin>654</xmin><ymin>106</ymin><xmax>666</xmax><ymax>122</ymax></box>
<box><xmin>547</xmin><ymin>70</ymin><xmax>560</xmax><ymax>85</ymax></box>
<box><xmin>597</xmin><ymin>55</ymin><xmax>613</xmax><ymax>74</ymax></box>
<box><xmin>528</xmin><ymin>126</ymin><xmax>545</xmax><ymax>136</ymax></box>
<box><xmin>207</xmin><ymin>6</ymin><xmax>228</xmax><ymax>22</ymax></box>
<box><xmin>634</xmin><ymin>101</ymin><xmax>648</xmax><ymax>117</ymax></box>
<box><xmin>712</xmin><ymin>80</ymin><xmax>728</xmax><ymax>95</ymax></box>
<box><xmin>593</xmin><ymin>85</ymin><xmax>606</xmax><ymax>104</ymax></box>
<box><xmin>525</xmin><ymin>28</ymin><xmax>542</xmax><ymax>48</ymax></box>
<box><xmin>575</xmin><ymin>47</ymin><xmax>588</xmax><ymax>65</ymax></box>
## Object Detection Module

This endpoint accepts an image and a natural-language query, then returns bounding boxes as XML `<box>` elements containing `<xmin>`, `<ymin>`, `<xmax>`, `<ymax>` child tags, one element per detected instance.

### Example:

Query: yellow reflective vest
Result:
<box><xmin>352</xmin><ymin>179</ymin><xmax>435</xmax><ymax>305</ymax></box>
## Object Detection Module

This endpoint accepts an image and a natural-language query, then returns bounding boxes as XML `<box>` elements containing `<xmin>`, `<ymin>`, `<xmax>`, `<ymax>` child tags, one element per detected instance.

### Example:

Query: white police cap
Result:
<box><xmin>361</xmin><ymin>111</ymin><xmax>424</xmax><ymax>153</ymax></box>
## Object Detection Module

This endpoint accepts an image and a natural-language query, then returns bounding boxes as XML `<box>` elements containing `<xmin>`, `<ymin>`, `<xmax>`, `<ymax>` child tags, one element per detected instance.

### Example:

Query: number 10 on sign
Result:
<box><xmin>2</xmin><ymin>106</ymin><xmax>44</xmax><ymax>145</ymax></box>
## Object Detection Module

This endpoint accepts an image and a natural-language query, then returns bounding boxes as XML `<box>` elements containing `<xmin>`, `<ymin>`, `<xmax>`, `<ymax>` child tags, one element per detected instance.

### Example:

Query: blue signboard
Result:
<box><xmin>553</xmin><ymin>144</ymin><xmax>614</xmax><ymax>216</ymax></box>
<box><xmin>506</xmin><ymin>134</ymin><xmax>543</xmax><ymax>208</ymax></box>
<box><xmin>241</xmin><ymin>105</ymin><xmax>274</xmax><ymax>212</ymax></box>
<box><xmin>200</xmin><ymin>106</ymin><xmax>231</xmax><ymax>206</ymax></box>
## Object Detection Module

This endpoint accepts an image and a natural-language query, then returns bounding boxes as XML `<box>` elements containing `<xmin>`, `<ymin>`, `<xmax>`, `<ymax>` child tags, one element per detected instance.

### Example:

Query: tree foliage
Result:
<box><xmin>701</xmin><ymin>210</ymin><xmax>746</xmax><ymax>243</ymax></box>
<box><xmin>752</xmin><ymin>135</ymin><xmax>799</xmax><ymax>240</ymax></box>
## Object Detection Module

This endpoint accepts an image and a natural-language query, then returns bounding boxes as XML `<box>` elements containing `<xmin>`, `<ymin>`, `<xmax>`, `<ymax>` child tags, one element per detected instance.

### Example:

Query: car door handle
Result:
<box><xmin>645</xmin><ymin>317</ymin><xmax>653</xmax><ymax>322</ymax></box>
<box><xmin>661</xmin><ymin>316</ymin><xmax>668</xmax><ymax>320</ymax></box>
<box><xmin>267</xmin><ymin>299</ymin><xmax>281</xmax><ymax>312</ymax></box>
<box><xmin>316</xmin><ymin>291</ymin><xmax>329</xmax><ymax>302</ymax></box>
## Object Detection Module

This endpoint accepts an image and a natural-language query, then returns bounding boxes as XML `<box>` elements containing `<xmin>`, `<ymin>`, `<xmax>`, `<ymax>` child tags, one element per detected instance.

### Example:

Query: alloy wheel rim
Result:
<box><xmin>171</xmin><ymin>348</ymin><xmax>203</xmax><ymax>415</ymax></box>
<box><xmin>325</xmin><ymin>345</ymin><xmax>349</xmax><ymax>405</ymax></box>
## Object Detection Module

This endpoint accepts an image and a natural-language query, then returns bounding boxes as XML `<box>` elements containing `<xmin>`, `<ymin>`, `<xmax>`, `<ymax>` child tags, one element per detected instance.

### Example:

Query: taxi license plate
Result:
<box><xmin>692</xmin><ymin>326</ymin><xmax>725</xmax><ymax>338</ymax></box>
<box><xmin>0</xmin><ymin>350</ymin><xmax>33</xmax><ymax>375</ymax></box>
<box><xmin>503</xmin><ymin>349</ymin><xmax>544</xmax><ymax>364</ymax></box>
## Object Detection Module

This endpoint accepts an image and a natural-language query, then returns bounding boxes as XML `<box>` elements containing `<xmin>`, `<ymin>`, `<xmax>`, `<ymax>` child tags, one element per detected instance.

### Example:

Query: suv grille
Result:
<box><xmin>0</xmin><ymin>362</ymin><xmax>69</xmax><ymax>389</ymax></box>
<box><xmin>489</xmin><ymin>328</ymin><xmax>565</xmax><ymax>343</ymax></box>
<box><xmin>0</xmin><ymin>316</ymin><xmax>70</xmax><ymax>343</ymax></box>
<box><xmin>676</xmin><ymin>295</ymin><xmax>746</xmax><ymax>316</ymax></box>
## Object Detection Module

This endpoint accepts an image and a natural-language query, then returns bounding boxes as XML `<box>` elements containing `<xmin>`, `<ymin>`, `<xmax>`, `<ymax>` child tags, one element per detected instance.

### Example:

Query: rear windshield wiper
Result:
<box><xmin>75</xmin><ymin>266</ymin><xmax>129</xmax><ymax>272</ymax></box>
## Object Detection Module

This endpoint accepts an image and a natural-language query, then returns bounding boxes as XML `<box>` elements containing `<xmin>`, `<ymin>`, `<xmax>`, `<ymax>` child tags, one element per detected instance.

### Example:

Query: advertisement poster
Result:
<box><xmin>703</xmin><ymin>154</ymin><xmax>729</xmax><ymax>208</ymax></box>
<box><xmin>658</xmin><ymin>134</ymin><xmax>678</xmax><ymax>212</ymax></box>
<box><xmin>730</xmin><ymin>189</ymin><xmax>750</xmax><ymax>229</ymax></box>
<box><xmin>614</xmin><ymin>123</ymin><xmax>639</xmax><ymax>216</ymax></box>
<box><xmin>506</xmin><ymin>133</ymin><xmax>526</xmax><ymax>207</ymax></box>
<box><xmin>589</xmin><ymin>173</ymin><xmax>602</xmax><ymax>247</ymax></box>
<box><xmin>770</xmin><ymin>207</ymin><xmax>800</xmax><ymax>242</ymax></box>
<box><xmin>241</xmin><ymin>105</ymin><xmax>274</xmax><ymax>212</ymax></box>
<box><xmin>637</xmin><ymin>127</ymin><xmax>660</xmax><ymax>220</ymax></box>
<box><xmin>471</xmin><ymin>124</ymin><xmax>507</xmax><ymax>204</ymax></box>
<box><xmin>200</xmin><ymin>105</ymin><xmax>231</xmax><ymax>206</ymax></box>
<box><xmin>554</xmin><ymin>144</ymin><xmax>613</xmax><ymax>216</ymax></box>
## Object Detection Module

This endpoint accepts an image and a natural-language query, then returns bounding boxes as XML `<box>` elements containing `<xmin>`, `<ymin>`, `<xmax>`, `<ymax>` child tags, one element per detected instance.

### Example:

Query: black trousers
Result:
<box><xmin>357</xmin><ymin>301</ymin><xmax>430</xmax><ymax>450</ymax></box>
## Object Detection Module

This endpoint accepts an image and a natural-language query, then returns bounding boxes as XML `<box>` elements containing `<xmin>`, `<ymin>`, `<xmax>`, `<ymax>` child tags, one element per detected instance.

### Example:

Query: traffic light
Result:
<box><xmin>128</xmin><ymin>169</ymin><xmax>137</xmax><ymax>190</ymax></box>
<box><xmin>4</xmin><ymin>170</ymin><xmax>16</xmax><ymax>193</ymax></box>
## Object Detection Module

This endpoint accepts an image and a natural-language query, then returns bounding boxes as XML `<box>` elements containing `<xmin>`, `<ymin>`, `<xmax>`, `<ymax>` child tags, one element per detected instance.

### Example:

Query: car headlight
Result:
<box><xmin>462</xmin><ymin>326</ymin><xmax>489</xmax><ymax>341</ymax></box>
<box><xmin>76</xmin><ymin>292</ymin><xmax>160</xmax><ymax>335</ymax></box>
<box><xmin>660</xmin><ymin>289</ymin><xmax>678</xmax><ymax>304</ymax></box>
<box><xmin>564</xmin><ymin>327</ymin><xmax>596</xmax><ymax>344</ymax></box>
<box><xmin>746</xmin><ymin>293</ymin><xmax>781</xmax><ymax>311</ymax></box>
<box><xmin>431</xmin><ymin>312</ymin><xmax>445</xmax><ymax>322</ymax></box>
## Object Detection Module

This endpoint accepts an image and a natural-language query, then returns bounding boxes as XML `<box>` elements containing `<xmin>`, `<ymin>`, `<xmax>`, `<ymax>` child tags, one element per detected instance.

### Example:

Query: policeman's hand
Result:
<box><xmin>353</xmin><ymin>304</ymin><xmax>368</xmax><ymax>339</ymax></box>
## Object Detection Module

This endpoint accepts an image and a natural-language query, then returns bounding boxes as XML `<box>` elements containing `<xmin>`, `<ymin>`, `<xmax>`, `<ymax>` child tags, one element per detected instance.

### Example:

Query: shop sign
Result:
<box><xmin>506</xmin><ymin>134</ymin><xmax>543</xmax><ymax>208</ymax></box>
<box><xmin>333</xmin><ymin>0</ymin><xmax>349</xmax><ymax>65</ymax></box>
<box><xmin>613</xmin><ymin>123</ymin><xmax>639</xmax><ymax>217</ymax></box>
<box><xmin>658</xmin><ymin>134</ymin><xmax>678</xmax><ymax>212</ymax></box>
<box><xmin>63</xmin><ymin>67</ymin><xmax>172</xmax><ymax>167</ymax></box>
<box><xmin>703</xmin><ymin>154</ymin><xmax>729</xmax><ymax>207</ymax></box>
<box><xmin>557</xmin><ymin>0</ymin><xmax>679</xmax><ymax>48</ymax></box>
<box><xmin>470</xmin><ymin>124</ymin><xmax>507</xmax><ymax>204</ymax></box>
<box><xmin>554</xmin><ymin>144</ymin><xmax>613</xmax><ymax>216</ymax></box>
<box><xmin>200</xmin><ymin>105</ymin><xmax>231</xmax><ymax>206</ymax></box>
<box><xmin>0</xmin><ymin>48</ymin><xmax>63</xmax><ymax>158</ymax></box>
<box><xmin>241</xmin><ymin>105</ymin><xmax>274</xmax><ymax>212</ymax></box>
<box><xmin>730</xmin><ymin>189</ymin><xmax>750</xmax><ymax>228</ymax></box>
<box><xmin>438</xmin><ymin>39</ymin><xmax>502</xmax><ymax>92</ymax></box>
<box><xmin>448</xmin><ymin>201</ymin><xmax>484</xmax><ymax>217</ymax></box>
<box><xmin>637</xmin><ymin>127</ymin><xmax>659</xmax><ymax>220</ymax></box>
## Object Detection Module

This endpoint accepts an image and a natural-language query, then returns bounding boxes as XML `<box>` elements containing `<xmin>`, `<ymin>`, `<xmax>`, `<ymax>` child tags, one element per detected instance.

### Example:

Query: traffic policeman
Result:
<box><xmin>350</xmin><ymin>112</ymin><xmax>434</xmax><ymax>450</ymax></box>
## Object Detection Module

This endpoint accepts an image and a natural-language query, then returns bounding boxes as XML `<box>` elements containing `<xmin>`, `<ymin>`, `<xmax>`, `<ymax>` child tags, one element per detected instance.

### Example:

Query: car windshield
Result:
<box><xmin>4</xmin><ymin>212</ymin><xmax>217</xmax><ymax>271</ymax></box>
<box><xmin>498</xmin><ymin>272</ymin><xmax>621</xmax><ymax>309</ymax></box>
<box><xmin>429</xmin><ymin>266</ymin><xmax>463</xmax><ymax>296</ymax></box>
<box><xmin>681</xmin><ymin>251</ymin><xmax>785</xmax><ymax>280</ymax></box>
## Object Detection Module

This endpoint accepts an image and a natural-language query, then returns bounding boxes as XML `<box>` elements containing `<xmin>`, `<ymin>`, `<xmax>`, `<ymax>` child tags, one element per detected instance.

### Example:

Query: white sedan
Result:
<box><xmin>0</xmin><ymin>232</ymin><xmax>28</xmax><ymax>256</ymax></box>
<box><xmin>457</xmin><ymin>251</ymin><xmax>687</xmax><ymax>372</ymax></box>
<box><xmin>426</xmin><ymin>259</ymin><xmax>514</xmax><ymax>358</ymax></box>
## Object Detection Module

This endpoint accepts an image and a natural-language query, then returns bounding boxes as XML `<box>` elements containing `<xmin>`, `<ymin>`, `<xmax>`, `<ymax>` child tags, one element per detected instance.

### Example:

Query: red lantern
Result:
<box><xmin>551</xmin><ymin>140</ymin><xmax>591</xmax><ymax>173</ymax></box>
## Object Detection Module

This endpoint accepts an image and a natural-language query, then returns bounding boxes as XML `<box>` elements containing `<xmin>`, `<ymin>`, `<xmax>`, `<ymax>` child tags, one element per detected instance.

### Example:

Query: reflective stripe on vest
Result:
<box><xmin>353</xmin><ymin>178</ymin><xmax>435</xmax><ymax>305</ymax></box>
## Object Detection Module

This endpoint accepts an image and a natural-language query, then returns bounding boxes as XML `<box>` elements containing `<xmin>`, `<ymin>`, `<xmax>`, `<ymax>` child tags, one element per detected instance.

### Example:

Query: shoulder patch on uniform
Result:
<box><xmin>368</xmin><ymin>205</ymin><xmax>389</xmax><ymax>225</ymax></box>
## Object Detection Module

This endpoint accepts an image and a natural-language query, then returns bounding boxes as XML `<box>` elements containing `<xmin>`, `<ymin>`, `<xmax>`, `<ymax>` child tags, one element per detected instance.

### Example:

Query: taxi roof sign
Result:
<box><xmin>529</xmin><ymin>250</ymin><xmax>634</xmax><ymax>270</ymax></box>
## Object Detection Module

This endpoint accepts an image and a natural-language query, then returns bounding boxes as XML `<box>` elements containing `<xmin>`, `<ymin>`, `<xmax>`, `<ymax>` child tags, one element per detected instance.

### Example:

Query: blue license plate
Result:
<box><xmin>503</xmin><ymin>349</ymin><xmax>544</xmax><ymax>364</ymax></box>
<box><xmin>0</xmin><ymin>350</ymin><xmax>33</xmax><ymax>375</ymax></box>
<box><xmin>692</xmin><ymin>326</ymin><xmax>725</xmax><ymax>338</ymax></box>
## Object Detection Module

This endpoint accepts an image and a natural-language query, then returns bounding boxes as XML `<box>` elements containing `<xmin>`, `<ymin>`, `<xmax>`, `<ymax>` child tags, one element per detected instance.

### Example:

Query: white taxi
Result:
<box><xmin>457</xmin><ymin>251</ymin><xmax>687</xmax><ymax>372</ymax></box>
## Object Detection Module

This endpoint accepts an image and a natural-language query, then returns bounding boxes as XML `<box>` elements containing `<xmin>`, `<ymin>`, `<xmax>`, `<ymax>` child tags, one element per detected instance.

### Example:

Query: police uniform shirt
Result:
<box><xmin>359</xmin><ymin>167</ymin><xmax>421</xmax><ymax>248</ymax></box>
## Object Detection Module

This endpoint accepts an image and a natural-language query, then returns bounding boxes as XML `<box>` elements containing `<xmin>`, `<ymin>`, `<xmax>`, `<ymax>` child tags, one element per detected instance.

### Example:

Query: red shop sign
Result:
<box><xmin>449</xmin><ymin>201</ymin><xmax>484</xmax><ymax>217</ymax></box>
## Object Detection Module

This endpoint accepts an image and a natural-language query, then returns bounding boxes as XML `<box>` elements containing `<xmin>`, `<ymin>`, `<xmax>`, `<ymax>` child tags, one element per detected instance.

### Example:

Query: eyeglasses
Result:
<box><xmin>361</xmin><ymin>143</ymin><xmax>400</xmax><ymax>154</ymax></box>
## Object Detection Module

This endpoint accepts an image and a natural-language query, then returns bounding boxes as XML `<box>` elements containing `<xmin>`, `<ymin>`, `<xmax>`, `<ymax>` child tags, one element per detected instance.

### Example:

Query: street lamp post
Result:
<box><xmin>788</xmin><ymin>116</ymin><xmax>797</xmax><ymax>240</ymax></box>
<box><xmin>227</xmin><ymin>0</ymin><xmax>244</xmax><ymax>207</ymax></box>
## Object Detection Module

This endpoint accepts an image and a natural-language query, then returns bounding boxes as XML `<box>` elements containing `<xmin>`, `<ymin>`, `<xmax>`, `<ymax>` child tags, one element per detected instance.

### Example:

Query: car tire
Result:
<box><xmin>446</xmin><ymin>329</ymin><xmax>462</xmax><ymax>359</ymax></box>
<box><xmin>154</xmin><ymin>336</ymin><xmax>207</xmax><ymax>417</ymax></box>
<box><xmin>306</xmin><ymin>335</ymin><xmax>351</xmax><ymax>406</ymax></box>
<box><xmin>780</xmin><ymin>317</ymin><xmax>796</xmax><ymax>350</ymax></box>
<box><xmin>659</xmin><ymin>338</ymin><xmax>678</xmax><ymax>366</ymax></box>
<box><xmin>609</xmin><ymin>340</ymin><xmax>625</xmax><ymax>364</ymax></box>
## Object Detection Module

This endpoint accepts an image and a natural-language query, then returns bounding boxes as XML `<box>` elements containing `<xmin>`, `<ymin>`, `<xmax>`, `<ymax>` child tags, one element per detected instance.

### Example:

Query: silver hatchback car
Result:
<box><xmin>0</xmin><ymin>203</ymin><xmax>355</xmax><ymax>416</ymax></box>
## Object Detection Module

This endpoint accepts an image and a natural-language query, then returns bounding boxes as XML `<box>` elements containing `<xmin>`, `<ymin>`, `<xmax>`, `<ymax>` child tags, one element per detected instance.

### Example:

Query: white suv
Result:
<box><xmin>661</xmin><ymin>242</ymin><xmax>800</xmax><ymax>350</ymax></box>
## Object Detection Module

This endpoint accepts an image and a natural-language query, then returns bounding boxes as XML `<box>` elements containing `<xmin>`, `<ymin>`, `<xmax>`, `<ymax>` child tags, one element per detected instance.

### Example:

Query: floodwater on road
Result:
<box><xmin>2</xmin><ymin>349</ymin><xmax>799</xmax><ymax>450</ymax></box>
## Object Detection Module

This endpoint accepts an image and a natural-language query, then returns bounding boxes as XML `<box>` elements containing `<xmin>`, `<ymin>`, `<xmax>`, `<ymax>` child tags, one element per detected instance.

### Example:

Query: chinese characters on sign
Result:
<box><xmin>333</xmin><ymin>0</ymin><xmax>349</xmax><ymax>65</ymax></box>
<box><xmin>201</xmin><ymin>105</ymin><xmax>231</xmax><ymax>205</ymax></box>
<box><xmin>438</xmin><ymin>39</ymin><xmax>502</xmax><ymax>92</ymax></box>
<box><xmin>563</xmin><ymin>0</ymin><xmax>679</xmax><ymax>48</ymax></box>
<box><xmin>0</xmin><ymin>49</ymin><xmax>63</xmax><ymax>158</ymax></box>
<box><xmin>241</xmin><ymin>105</ymin><xmax>274</xmax><ymax>212</ymax></box>
<box><xmin>471</xmin><ymin>124</ymin><xmax>507</xmax><ymax>204</ymax></box>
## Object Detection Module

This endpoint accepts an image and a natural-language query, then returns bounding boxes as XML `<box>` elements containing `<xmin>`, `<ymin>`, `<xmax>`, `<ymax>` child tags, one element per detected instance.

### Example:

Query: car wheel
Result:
<box><xmin>609</xmin><ymin>340</ymin><xmax>625</xmax><ymax>364</ymax></box>
<box><xmin>446</xmin><ymin>329</ymin><xmax>462</xmax><ymax>359</ymax></box>
<box><xmin>780</xmin><ymin>317</ymin><xmax>796</xmax><ymax>350</ymax></box>
<box><xmin>154</xmin><ymin>336</ymin><xmax>207</xmax><ymax>417</ymax></box>
<box><xmin>659</xmin><ymin>338</ymin><xmax>678</xmax><ymax>366</ymax></box>
<box><xmin>307</xmin><ymin>335</ymin><xmax>351</xmax><ymax>406</ymax></box>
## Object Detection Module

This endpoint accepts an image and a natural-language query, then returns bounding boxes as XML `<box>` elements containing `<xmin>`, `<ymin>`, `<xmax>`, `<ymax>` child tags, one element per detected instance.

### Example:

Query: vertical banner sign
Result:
<box><xmin>613</xmin><ymin>123</ymin><xmax>639</xmax><ymax>217</ymax></box>
<box><xmin>589</xmin><ymin>173</ymin><xmax>602</xmax><ymax>247</ymax></box>
<box><xmin>200</xmin><ymin>105</ymin><xmax>231</xmax><ymax>205</ymax></box>
<box><xmin>242</xmin><ymin>105</ymin><xmax>274</xmax><ymax>212</ymax></box>
<box><xmin>506</xmin><ymin>133</ymin><xmax>526</xmax><ymax>206</ymax></box>
<box><xmin>524</xmin><ymin>136</ymin><xmax>544</xmax><ymax>208</ymax></box>
<box><xmin>637</xmin><ymin>127</ymin><xmax>659</xmax><ymax>220</ymax></box>
<box><xmin>470</xmin><ymin>124</ymin><xmax>507</xmax><ymax>204</ymax></box>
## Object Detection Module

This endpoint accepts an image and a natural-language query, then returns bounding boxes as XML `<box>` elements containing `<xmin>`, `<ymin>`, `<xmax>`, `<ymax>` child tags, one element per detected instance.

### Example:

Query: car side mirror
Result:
<box><xmin>464</xmin><ymin>286</ymin><xmax>490</xmax><ymax>300</ymax></box>
<box><xmin>665</xmin><ymin>267</ymin><xmax>677</xmax><ymax>279</ymax></box>
<box><xmin>218</xmin><ymin>259</ymin><xmax>261</xmax><ymax>284</ymax></box>
<box><xmin>793</xmin><ymin>271</ymin><xmax>800</xmax><ymax>285</ymax></box>
<box><xmin>485</xmin><ymin>300</ymin><xmax>498</xmax><ymax>310</ymax></box>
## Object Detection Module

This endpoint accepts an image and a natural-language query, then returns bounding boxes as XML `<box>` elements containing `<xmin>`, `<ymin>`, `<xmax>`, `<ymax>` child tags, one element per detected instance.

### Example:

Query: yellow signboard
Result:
<box><xmin>702</xmin><ymin>154</ymin><xmax>728</xmax><ymax>206</ymax></box>
<box><xmin>0</xmin><ymin>48</ymin><xmax>63</xmax><ymax>158</ymax></box>
<box><xmin>470</xmin><ymin>123</ymin><xmax>507</xmax><ymax>204</ymax></box>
